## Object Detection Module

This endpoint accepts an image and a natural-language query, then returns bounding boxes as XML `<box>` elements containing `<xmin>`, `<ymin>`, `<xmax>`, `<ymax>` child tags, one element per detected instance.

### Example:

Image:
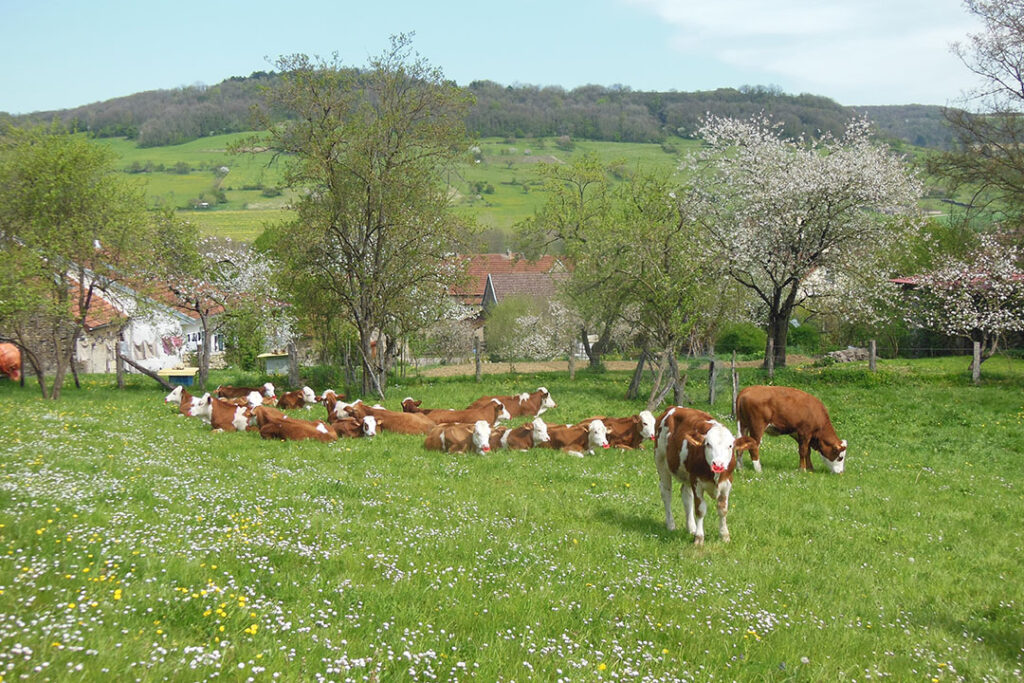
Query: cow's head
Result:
<box><xmin>472</xmin><ymin>420</ymin><xmax>492</xmax><ymax>455</ymax></box>
<box><xmin>530</xmin><ymin>416</ymin><xmax>551</xmax><ymax>443</ymax></box>
<box><xmin>301</xmin><ymin>386</ymin><xmax>317</xmax><ymax>405</ymax></box>
<box><xmin>317</xmin><ymin>389</ymin><xmax>336</xmax><ymax>404</ymax></box>
<box><xmin>587</xmin><ymin>419</ymin><xmax>610</xmax><ymax>452</ymax></box>
<box><xmin>164</xmin><ymin>385</ymin><xmax>183</xmax><ymax>404</ymax></box>
<box><xmin>818</xmin><ymin>438</ymin><xmax>847</xmax><ymax>474</ymax></box>
<box><xmin>361</xmin><ymin>415</ymin><xmax>377</xmax><ymax>438</ymax></box>
<box><xmin>334</xmin><ymin>399</ymin><xmax>364</xmax><ymax>420</ymax></box>
<box><xmin>262</xmin><ymin>382</ymin><xmax>276</xmax><ymax>399</ymax></box>
<box><xmin>245</xmin><ymin>391</ymin><xmax>263</xmax><ymax>408</ymax></box>
<box><xmin>638</xmin><ymin>410</ymin><xmax>656</xmax><ymax>441</ymax></box>
<box><xmin>685</xmin><ymin>421</ymin><xmax>736</xmax><ymax>475</ymax></box>
<box><xmin>492</xmin><ymin>399</ymin><xmax>511</xmax><ymax>424</ymax></box>
<box><xmin>189</xmin><ymin>394</ymin><xmax>213</xmax><ymax>422</ymax></box>
<box><xmin>401</xmin><ymin>397</ymin><xmax>423</xmax><ymax>413</ymax></box>
<box><xmin>537</xmin><ymin>387</ymin><xmax>556</xmax><ymax>414</ymax></box>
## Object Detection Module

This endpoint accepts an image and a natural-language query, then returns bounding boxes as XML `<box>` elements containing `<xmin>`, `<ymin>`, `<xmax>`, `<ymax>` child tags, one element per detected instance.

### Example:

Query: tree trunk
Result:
<box><xmin>645</xmin><ymin>351</ymin><xmax>669</xmax><ymax>412</ymax></box>
<box><xmin>567</xmin><ymin>342</ymin><xmax>576</xmax><ymax>380</ymax></box>
<box><xmin>763</xmin><ymin>285</ymin><xmax>798</xmax><ymax>370</ymax></box>
<box><xmin>287</xmin><ymin>340</ymin><xmax>300</xmax><ymax>388</ymax></box>
<box><xmin>197</xmin><ymin>313</ymin><xmax>211</xmax><ymax>390</ymax></box>
<box><xmin>626</xmin><ymin>348</ymin><xmax>648</xmax><ymax>400</ymax></box>
<box><xmin>668</xmin><ymin>352</ymin><xmax>685</xmax><ymax>406</ymax></box>
<box><xmin>120</xmin><ymin>354</ymin><xmax>175</xmax><ymax>390</ymax></box>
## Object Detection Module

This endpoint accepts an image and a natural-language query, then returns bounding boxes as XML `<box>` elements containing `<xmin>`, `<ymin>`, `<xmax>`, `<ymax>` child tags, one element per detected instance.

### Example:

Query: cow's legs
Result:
<box><xmin>658</xmin><ymin>466</ymin><xmax>676</xmax><ymax>531</ymax></box>
<box><xmin>690</xmin><ymin>483</ymin><xmax>706</xmax><ymax>545</ymax></box>
<box><xmin>716</xmin><ymin>480</ymin><xmax>732</xmax><ymax>543</ymax></box>
<box><xmin>682</xmin><ymin>480</ymin><xmax>695</xmax><ymax>535</ymax></box>
<box><xmin>742</xmin><ymin>422</ymin><xmax>765</xmax><ymax>473</ymax></box>
<box><xmin>797</xmin><ymin>437</ymin><xmax>813</xmax><ymax>471</ymax></box>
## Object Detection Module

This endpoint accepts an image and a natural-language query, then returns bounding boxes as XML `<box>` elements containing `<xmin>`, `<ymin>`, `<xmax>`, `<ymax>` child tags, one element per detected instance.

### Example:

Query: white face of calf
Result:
<box><xmin>334</xmin><ymin>400</ymin><xmax>359</xmax><ymax>420</ymax></box>
<box><xmin>537</xmin><ymin>387</ymin><xmax>556</xmax><ymax>414</ymax></box>
<box><xmin>362</xmin><ymin>416</ymin><xmax>377</xmax><ymax>437</ymax></box>
<box><xmin>702</xmin><ymin>421</ymin><xmax>736</xmax><ymax>475</ymax></box>
<box><xmin>473</xmin><ymin>420</ymin><xmax>492</xmax><ymax>454</ymax></box>
<box><xmin>821</xmin><ymin>439</ymin><xmax>847</xmax><ymax>474</ymax></box>
<box><xmin>492</xmin><ymin>399</ymin><xmax>511</xmax><ymax>423</ymax></box>
<box><xmin>639</xmin><ymin>410</ymin><xmax>656</xmax><ymax>441</ymax></box>
<box><xmin>262</xmin><ymin>382</ymin><xmax>276</xmax><ymax>399</ymax></box>
<box><xmin>164</xmin><ymin>386</ymin><xmax>183</xmax><ymax>404</ymax></box>
<box><xmin>189</xmin><ymin>394</ymin><xmax>213</xmax><ymax>422</ymax></box>
<box><xmin>246</xmin><ymin>391</ymin><xmax>263</xmax><ymax>408</ymax></box>
<box><xmin>531</xmin><ymin>416</ymin><xmax>550</xmax><ymax>443</ymax></box>
<box><xmin>588</xmin><ymin>419</ymin><xmax>610</xmax><ymax>452</ymax></box>
<box><xmin>301</xmin><ymin>386</ymin><xmax>317</xmax><ymax>404</ymax></box>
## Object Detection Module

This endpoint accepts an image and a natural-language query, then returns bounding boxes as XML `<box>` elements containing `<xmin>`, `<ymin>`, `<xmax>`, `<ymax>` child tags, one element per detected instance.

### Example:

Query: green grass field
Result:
<box><xmin>98</xmin><ymin>133</ymin><xmax>698</xmax><ymax>243</ymax></box>
<box><xmin>1</xmin><ymin>356</ymin><xmax>1021</xmax><ymax>680</ymax></box>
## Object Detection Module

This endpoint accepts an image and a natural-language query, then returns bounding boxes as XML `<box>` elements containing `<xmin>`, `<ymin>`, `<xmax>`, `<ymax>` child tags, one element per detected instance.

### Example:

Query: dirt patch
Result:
<box><xmin>416</xmin><ymin>356</ymin><xmax>815</xmax><ymax>378</ymax></box>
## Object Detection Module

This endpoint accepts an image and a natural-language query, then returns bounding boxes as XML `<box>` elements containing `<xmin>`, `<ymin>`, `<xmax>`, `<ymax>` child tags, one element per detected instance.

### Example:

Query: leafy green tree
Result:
<box><xmin>517</xmin><ymin>154</ymin><xmax>622</xmax><ymax>369</ymax></box>
<box><xmin>0</xmin><ymin>124</ymin><xmax>155</xmax><ymax>398</ymax></box>
<box><xmin>930</xmin><ymin>0</ymin><xmax>1024</xmax><ymax>234</ymax></box>
<box><xmin>249</xmin><ymin>36</ymin><xmax>475</xmax><ymax>397</ymax></box>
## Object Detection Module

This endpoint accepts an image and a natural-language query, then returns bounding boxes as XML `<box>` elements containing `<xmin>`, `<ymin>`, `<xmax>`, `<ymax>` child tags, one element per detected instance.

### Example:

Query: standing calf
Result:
<box><xmin>735</xmin><ymin>385</ymin><xmax>846</xmax><ymax>473</ymax></box>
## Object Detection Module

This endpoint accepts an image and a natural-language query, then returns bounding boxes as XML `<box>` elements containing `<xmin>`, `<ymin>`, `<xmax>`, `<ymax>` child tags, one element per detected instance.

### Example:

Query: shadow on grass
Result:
<box><xmin>595</xmin><ymin>506</ymin><xmax>678</xmax><ymax>541</ymax></box>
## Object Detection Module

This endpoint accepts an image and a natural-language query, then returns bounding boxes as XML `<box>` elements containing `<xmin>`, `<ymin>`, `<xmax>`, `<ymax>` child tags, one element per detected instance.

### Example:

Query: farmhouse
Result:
<box><xmin>451</xmin><ymin>252</ymin><xmax>570</xmax><ymax>311</ymax></box>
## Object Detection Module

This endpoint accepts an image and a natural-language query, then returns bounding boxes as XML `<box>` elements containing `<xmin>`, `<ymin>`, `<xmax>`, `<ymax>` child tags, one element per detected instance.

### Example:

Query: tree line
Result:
<box><xmin>1</xmin><ymin>72</ymin><xmax>956</xmax><ymax>150</ymax></box>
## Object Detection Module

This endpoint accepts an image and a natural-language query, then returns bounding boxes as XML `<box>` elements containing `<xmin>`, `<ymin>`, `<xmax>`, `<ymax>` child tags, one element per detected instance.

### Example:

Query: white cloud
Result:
<box><xmin>624</xmin><ymin>0</ymin><xmax>985</xmax><ymax>104</ymax></box>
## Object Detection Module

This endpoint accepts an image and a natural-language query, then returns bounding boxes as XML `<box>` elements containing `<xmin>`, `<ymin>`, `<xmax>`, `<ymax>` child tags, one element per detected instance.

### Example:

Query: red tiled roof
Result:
<box><xmin>487</xmin><ymin>272</ymin><xmax>569</xmax><ymax>302</ymax></box>
<box><xmin>69</xmin><ymin>280</ymin><xmax>125</xmax><ymax>331</ymax></box>
<box><xmin>451</xmin><ymin>253</ymin><xmax>568</xmax><ymax>304</ymax></box>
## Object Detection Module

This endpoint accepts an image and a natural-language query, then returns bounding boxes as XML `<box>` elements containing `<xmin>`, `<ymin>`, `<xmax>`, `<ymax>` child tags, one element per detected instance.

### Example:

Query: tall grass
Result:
<box><xmin>0</xmin><ymin>358</ymin><xmax>1021</xmax><ymax>680</ymax></box>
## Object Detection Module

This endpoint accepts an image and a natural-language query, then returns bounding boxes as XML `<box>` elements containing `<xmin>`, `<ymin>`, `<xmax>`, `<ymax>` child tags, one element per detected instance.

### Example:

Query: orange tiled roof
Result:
<box><xmin>451</xmin><ymin>253</ymin><xmax>567</xmax><ymax>304</ymax></box>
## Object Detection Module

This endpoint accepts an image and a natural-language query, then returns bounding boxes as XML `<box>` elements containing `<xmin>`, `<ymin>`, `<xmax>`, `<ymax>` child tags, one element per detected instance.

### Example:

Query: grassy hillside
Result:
<box><xmin>0</xmin><ymin>356</ymin><xmax>1021</xmax><ymax>680</ymax></box>
<box><xmin>99</xmin><ymin>134</ymin><xmax>698</xmax><ymax>244</ymax></box>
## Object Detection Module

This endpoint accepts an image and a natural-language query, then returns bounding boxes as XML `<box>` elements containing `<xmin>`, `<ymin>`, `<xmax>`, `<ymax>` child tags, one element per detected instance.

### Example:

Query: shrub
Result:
<box><xmin>788</xmin><ymin>321</ymin><xmax>821</xmax><ymax>353</ymax></box>
<box><xmin>715</xmin><ymin>322</ymin><xmax>766</xmax><ymax>355</ymax></box>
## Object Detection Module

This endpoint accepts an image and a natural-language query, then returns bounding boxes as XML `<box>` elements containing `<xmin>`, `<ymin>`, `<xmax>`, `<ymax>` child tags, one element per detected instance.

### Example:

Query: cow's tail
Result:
<box><xmin>734</xmin><ymin>415</ymin><xmax>745</xmax><ymax>468</ymax></box>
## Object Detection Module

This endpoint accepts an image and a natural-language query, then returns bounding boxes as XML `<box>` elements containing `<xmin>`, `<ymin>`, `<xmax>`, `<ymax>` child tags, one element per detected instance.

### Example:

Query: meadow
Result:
<box><xmin>0</xmin><ymin>357</ymin><xmax>1021</xmax><ymax>681</ymax></box>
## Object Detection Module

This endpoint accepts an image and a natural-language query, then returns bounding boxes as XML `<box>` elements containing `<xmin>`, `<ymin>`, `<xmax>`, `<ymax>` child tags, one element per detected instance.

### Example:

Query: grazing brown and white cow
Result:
<box><xmin>418</xmin><ymin>399</ymin><xmax>511</xmax><ymax>426</ymax></box>
<box><xmin>190</xmin><ymin>394</ymin><xmax>251</xmax><ymax>432</ymax></box>
<box><xmin>336</xmin><ymin>400</ymin><xmax>437</xmax><ymax>435</ymax></box>
<box><xmin>580</xmin><ymin>411</ymin><xmax>656</xmax><ymax>450</ymax></box>
<box><xmin>655</xmin><ymin>406</ymin><xmax>756</xmax><ymax>545</ymax></box>
<box><xmin>165</xmin><ymin>385</ymin><xmax>201</xmax><ymax>417</ymax></box>
<box><xmin>543</xmin><ymin>419</ymin><xmax>610</xmax><ymax>456</ymax></box>
<box><xmin>216</xmin><ymin>382</ymin><xmax>276</xmax><ymax>401</ymax></box>
<box><xmin>735</xmin><ymin>385</ymin><xmax>847</xmax><ymax>474</ymax></box>
<box><xmin>259</xmin><ymin>419</ymin><xmax>338</xmax><ymax>443</ymax></box>
<box><xmin>424</xmin><ymin>420</ymin><xmax>492</xmax><ymax>455</ymax></box>
<box><xmin>493</xmin><ymin>416</ymin><xmax>551</xmax><ymax>451</ymax></box>
<box><xmin>276</xmin><ymin>386</ymin><xmax>318</xmax><ymax>410</ymax></box>
<box><xmin>330</xmin><ymin>415</ymin><xmax>377</xmax><ymax>438</ymax></box>
<box><xmin>466</xmin><ymin>387</ymin><xmax>557</xmax><ymax>417</ymax></box>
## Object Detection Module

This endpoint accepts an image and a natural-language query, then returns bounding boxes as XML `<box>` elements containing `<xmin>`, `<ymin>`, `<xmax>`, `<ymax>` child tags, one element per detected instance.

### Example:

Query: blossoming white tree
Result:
<box><xmin>901</xmin><ymin>235</ymin><xmax>1024</xmax><ymax>360</ymax></box>
<box><xmin>691</xmin><ymin>114</ymin><xmax>923</xmax><ymax>367</ymax></box>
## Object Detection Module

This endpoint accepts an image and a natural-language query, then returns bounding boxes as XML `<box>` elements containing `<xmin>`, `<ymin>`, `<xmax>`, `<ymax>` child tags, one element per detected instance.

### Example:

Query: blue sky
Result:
<box><xmin>0</xmin><ymin>0</ymin><xmax>984</xmax><ymax>115</ymax></box>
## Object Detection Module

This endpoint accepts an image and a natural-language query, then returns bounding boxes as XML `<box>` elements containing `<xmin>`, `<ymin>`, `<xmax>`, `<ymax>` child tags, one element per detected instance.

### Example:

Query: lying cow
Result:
<box><xmin>276</xmin><ymin>386</ymin><xmax>317</xmax><ymax>410</ymax></box>
<box><xmin>190</xmin><ymin>394</ymin><xmax>252</xmax><ymax>432</ymax></box>
<box><xmin>337</xmin><ymin>400</ymin><xmax>437</xmax><ymax>435</ymax></box>
<box><xmin>543</xmin><ymin>419</ymin><xmax>609</xmax><ymax>457</ymax></box>
<box><xmin>465</xmin><ymin>387</ymin><xmax>556</xmax><ymax>417</ymax></box>
<box><xmin>580</xmin><ymin>411</ymin><xmax>656</xmax><ymax>450</ymax></box>
<box><xmin>423</xmin><ymin>420</ymin><xmax>492</xmax><ymax>455</ymax></box>
<box><xmin>165</xmin><ymin>385</ymin><xmax>201</xmax><ymax>417</ymax></box>
<box><xmin>655</xmin><ymin>406</ymin><xmax>756</xmax><ymax>545</ymax></box>
<box><xmin>490</xmin><ymin>416</ymin><xmax>551</xmax><ymax>451</ymax></box>
<box><xmin>259</xmin><ymin>419</ymin><xmax>338</xmax><ymax>443</ymax></box>
<box><xmin>216</xmin><ymin>382</ymin><xmax>276</xmax><ymax>401</ymax></box>
<box><xmin>735</xmin><ymin>385</ymin><xmax>847</xmax><ymax>473</ymax></box>
<box><xmin>331</xmin><ymin>416</ymin><xmax>377</xmax><ymax>438</ymax></box>
<box><xmin>416</xmin><ymin>399</ymin><xmax>511</xmax><ymax>426</ymax></box>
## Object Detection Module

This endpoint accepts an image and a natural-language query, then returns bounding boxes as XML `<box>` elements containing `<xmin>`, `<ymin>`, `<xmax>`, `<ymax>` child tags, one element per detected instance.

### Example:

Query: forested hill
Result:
<box><xmin>0</xmin><ymin>72</ymin><xmax>955</xmax><ymax>149</ymax></box>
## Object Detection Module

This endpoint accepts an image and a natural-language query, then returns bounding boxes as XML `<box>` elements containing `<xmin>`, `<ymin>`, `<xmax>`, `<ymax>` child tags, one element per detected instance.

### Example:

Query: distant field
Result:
<box><xmin>97</xmin><ymin>133</ymin><xmax>697</xmax><ymax>243</ymax></box>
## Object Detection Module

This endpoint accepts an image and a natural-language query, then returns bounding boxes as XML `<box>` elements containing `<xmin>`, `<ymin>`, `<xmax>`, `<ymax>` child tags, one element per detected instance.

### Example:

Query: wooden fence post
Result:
<box><xmin>287</xmin><ymin>340</ymin><xmax>300</xmax><ymax>388</ymax></box>
<box><xmin>708</xmin><ymin>357</ymin><xmax>718</xmax><ymax>406</ymax></box>
<box><xmin>973</xmin><ymin>341</ymin><xmax>981</xmax><ymax>385</ymax></box>
<box><xmin>869</xmin><ymin>339</ymin><xmax>877</xmax><ymax>373</ymax></box>
<box><xmin>474</xmin><ymin>337</ymin><xmax>482</xmax><ymax>383</ymax></box>
<box><xmin>731</xmin><ymin>350</ymin><xmax>739</xmax><ymax>418</ymax></box>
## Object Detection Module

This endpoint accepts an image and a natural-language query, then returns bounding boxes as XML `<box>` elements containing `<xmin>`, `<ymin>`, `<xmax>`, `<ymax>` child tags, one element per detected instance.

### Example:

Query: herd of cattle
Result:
<box><xmin>164</xmin><ymin>382</ymin><xmax>846</xmax><ymax>545</ymax></box>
